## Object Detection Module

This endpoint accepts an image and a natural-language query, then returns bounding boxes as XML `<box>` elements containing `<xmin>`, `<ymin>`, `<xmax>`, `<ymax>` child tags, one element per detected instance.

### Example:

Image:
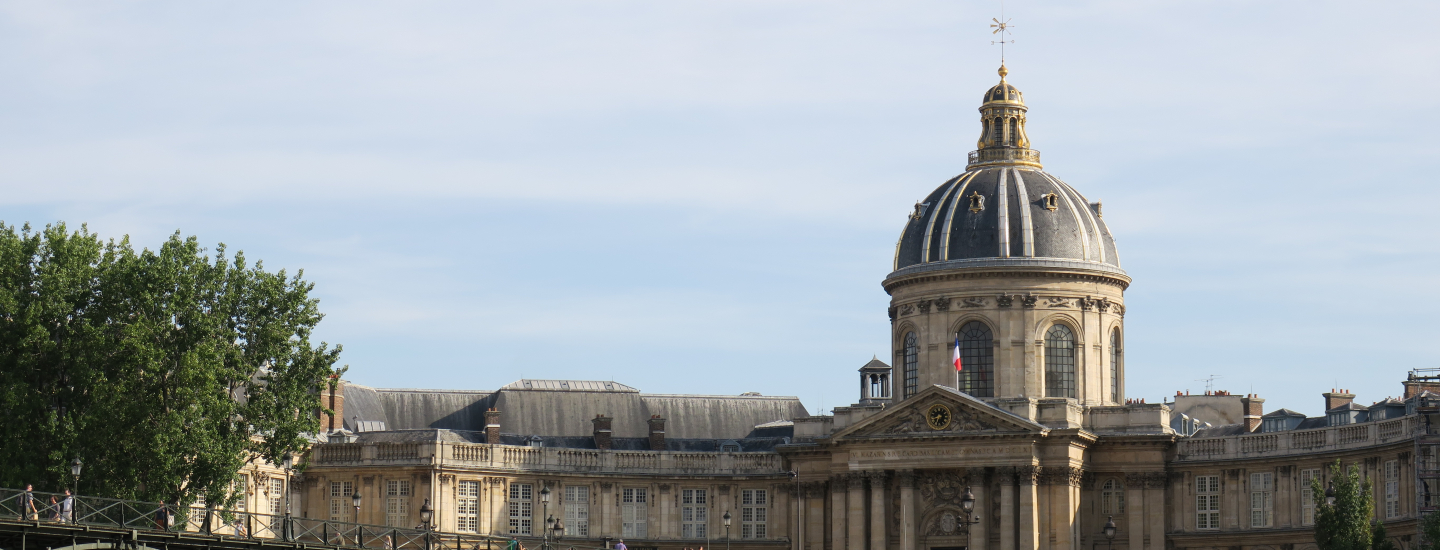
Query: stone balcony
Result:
<box><xmin>312</xmin><ymin>442</ymin><xmax>788</xmax><ymax>477</ymax></box>
<box><xmin>1176</xmin><ymin>416</ymin><xmax>1414</xmax><ymax>461</ymax></box>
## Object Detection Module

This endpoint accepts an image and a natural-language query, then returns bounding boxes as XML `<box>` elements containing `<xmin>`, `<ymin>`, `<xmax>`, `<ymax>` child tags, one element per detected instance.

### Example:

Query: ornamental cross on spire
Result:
<box><xmin>990</xmin><ymin>9</ymin><xmax>1014</xmax><ymax>64</ymax></box>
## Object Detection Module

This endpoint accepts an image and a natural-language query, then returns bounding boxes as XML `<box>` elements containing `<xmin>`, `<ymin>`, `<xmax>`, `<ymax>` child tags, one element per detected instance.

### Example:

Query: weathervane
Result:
<box><xmin>990</xmin><ymin>2</ymin><xmax>1014</xmax><ymax>64</ymax></box>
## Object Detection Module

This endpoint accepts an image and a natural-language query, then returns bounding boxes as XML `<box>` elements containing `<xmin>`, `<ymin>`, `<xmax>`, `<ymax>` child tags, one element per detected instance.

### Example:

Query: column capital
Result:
<box><xmin>1016</xmin><ymin>465</ymin><xmax>1040</xmax><ymax>485</ymax></box>
<box><xmin>996</xmin><ymin>466</ymin><xmax>1017</xmax><ymax>485</ymax></box>
<box><xmin>896</xmin><ymin>469</ymin><xmax>916</xmax><ymax>488</ymax></box>
<box><xmin>848</xmin><ymin>474</ymin><xmax>867</xmax><ymax>490</ymax></box>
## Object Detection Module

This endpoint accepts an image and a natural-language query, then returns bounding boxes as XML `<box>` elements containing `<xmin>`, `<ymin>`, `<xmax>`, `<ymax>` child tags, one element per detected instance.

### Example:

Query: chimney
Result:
<box><xmin>592</xmin><ymin>414</ymin><xmax>614</xmax><ymax>450</ymax></box>
<box><xmin>1324</xmin><ymin>389</ymin><xmax>1355</xmax><ymax>411</ymax></box>
<box><xmin>1241</xmin><ymin>393</ymin><xmax>1264</xmax><ymax>432</ymax></box>
<box><xmin>485</xmin><ymin>408</ymin><xmax>502</xmax><ymax>444</ymax></box>
<box><xmin>322</xmin><ymin>375</ymin><xmax>346</xmax><ymax>432</ymax></box>
<box><xmin>647</xmin><ymin>415</ymin><xmax>666</xmax><ymax>451</ymax></box>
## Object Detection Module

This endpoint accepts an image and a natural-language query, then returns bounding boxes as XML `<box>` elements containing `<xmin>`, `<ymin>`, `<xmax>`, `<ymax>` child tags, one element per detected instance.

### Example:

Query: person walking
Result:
<box><xmin>506</xmin><ymin>537</ymin><xmax>520</xmax><ymax>550</ymax></box>
<box><xmin>154</xmin><ymin>501</ymin><xmax>170</xmax><ymax>531</ymax></box>
<box><xmin>20</xmin><ymin>484</ymin><xmax>37</xmax><ymax>521</ymax></box>
<box><xmin>61</xmin><ymin>489</ymin><xmax>75</xmax><ymax>524</ymax></box>
<box><xmin>614</xmin><ymin>539</ymin><xmax>627</xmax><ymax>550</ymax></box>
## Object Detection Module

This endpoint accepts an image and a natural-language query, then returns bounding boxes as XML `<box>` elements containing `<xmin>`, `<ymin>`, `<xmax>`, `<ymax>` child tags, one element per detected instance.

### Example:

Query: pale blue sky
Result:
<box><xmin>2</xmin><ymin>2</ymin><xmax>1437</xmax><ymax>417</ymax></box>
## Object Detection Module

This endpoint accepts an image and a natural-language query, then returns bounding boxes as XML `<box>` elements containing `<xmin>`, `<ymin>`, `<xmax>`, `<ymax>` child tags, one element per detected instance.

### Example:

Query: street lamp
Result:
<box><xmin>722</xmin><ymin>511</ymin><xmax>732</xmax><ymax>550</ymax></box>
<box><xmin>1325</xmin><ymin>482</ymin><xmax>1336</xmax><ymax>507</ymax></box>
<box><xmin>540</xmin><ymin>487</ymin><xmax>551</xmax><ymax>550</ymax></box>
<box><xmin>420</xmin><ymin>499</ymin><xmax>434</xmax><ymax>550</ymax></box>
<box><xmin>282</xmin><ymin>454</ymin><xmax>294</xmax><ymax>540</ymax></box>
<box><xmin>70</xmin><ymin>457</ymin><xmax>82</xmax><ymax>494</ymax></box>
<box><xmin>352</xmin><ymin>492</ymin><xmax>362</xmax><ymax>523</ymax></box>
<box><xmin>956</xmin><ymin>487</ymin><xmax>980</xmax><ymax>528</ymax></box>
<box><xmin>1101</xmin><ymin>516</ymin><xmax>1116</xmax><ymax>550</ymax></box>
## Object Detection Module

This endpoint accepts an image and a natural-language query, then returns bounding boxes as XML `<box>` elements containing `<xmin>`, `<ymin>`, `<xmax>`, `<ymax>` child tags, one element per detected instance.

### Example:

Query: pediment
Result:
<box><xmin>831</xmin><ymin>385</ymin><xmax>1045</xmax><ymax>440</ymax></box>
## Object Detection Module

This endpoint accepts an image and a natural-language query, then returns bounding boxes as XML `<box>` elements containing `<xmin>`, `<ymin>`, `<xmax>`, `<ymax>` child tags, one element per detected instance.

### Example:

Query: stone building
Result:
<box><xmin>291</xmin><ymin>65</ymin><xmax>1438</xmax><ymax>550</ymax></box>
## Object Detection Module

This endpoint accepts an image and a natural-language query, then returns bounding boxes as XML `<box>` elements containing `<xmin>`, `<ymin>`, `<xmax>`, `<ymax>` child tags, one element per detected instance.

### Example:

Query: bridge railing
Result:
<box><xmin>0</xmin><ymin>487</ymin><xmax>515</xmax><ymax>550</ymax></box>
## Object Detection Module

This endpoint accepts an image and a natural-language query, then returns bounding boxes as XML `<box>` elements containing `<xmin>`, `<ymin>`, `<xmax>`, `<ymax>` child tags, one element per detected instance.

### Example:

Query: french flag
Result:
<box><xmin>953</xmin><ymin>335</ymin><xmax>963</xmax><ymax>371</ymax></box>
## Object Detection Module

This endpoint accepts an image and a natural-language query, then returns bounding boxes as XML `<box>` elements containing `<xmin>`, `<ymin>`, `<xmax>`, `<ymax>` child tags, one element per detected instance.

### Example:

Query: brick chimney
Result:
<box><xmin>1324</xmin><ymin>389</ymin><xmax>1355</xmax><ymax>411</ymax></box>
<box><xmin>647</xmin><ymin>415</ymin><xmax>666</xmax><ymax>451</ymax></box>
<box><xmin>322</xmin><ymin>375</ymin><xmax>346</xmax><ymax>432</ymax></box>
<box><xmin>1241</xmin><ymin>393</ymin><xmax>1264</xmax><ymax>432</ymax></box>
<box><xmin>592</xmin><ymin>414</ymin><xmax>614</xmax><ymax>450</ymax></box>
<box><xmin>485</xmin><ymin>408</ymin><xmax>502</xmax><ymax>444</ymax></box>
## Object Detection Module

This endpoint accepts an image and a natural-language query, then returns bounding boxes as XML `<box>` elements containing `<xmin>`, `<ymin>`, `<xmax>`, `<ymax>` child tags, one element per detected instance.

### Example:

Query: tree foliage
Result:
<box><xmin>1372</xmin><ymin>520</ymin><xmax>1398</xmax><ymax>550</ymax></box>
<box><xmin>0</xmin><ymin>222</ymin><xmax>342</xmax><ymax>507</ymax></box>
<box><xmin>1420</xmin><ymin>511</ymin><xmax>1440</xmax><ymax>550</ymax></box>
<box><xmin>1312</xmin><ymin>459</ymin><xmax>1374</xmax><ymax>550</ymax></box>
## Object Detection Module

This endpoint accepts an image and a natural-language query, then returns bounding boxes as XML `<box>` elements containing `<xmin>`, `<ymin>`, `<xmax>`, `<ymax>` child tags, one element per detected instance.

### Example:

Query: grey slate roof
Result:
<box><xmin>893</xmin><ymin>168</ymin><xmax>1122</xmax><ymax>274</ymax></box>
<box><xmin>343</xmin><ymin>381</ymin><xmax>807</xmax><ymax>441</ymax></box>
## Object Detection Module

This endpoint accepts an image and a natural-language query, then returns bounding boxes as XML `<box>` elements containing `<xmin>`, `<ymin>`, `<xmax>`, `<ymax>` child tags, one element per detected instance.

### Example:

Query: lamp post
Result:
<box><xmin>420</xmin><ymin>498</ymin><xmax>434</xmax><ymax>550</ymax></box>
<box><xmin>540</xmin><ymin>487</ymin><xmax>551</xmax><ymax>550</ymax></box>
<box><xmin>70</xmin><ymin>457</ymin><xmax>82</xmax><ymax>493</ymax></box>
<box><xmin>1325</xmin><ymin>482</ymin><xmax>1336</xmax><ymax>507</ymax></box>
<box><xmin>69</xmin><ymin>457</ymin><xmax>82</xmax><ymax>525</ymax></box>
<box><xmin>1101</xmin><ymin>516</ymin><xmax>1116</xmax><ymax>550</ymax></box>
<box><xmin>722</xmin><ymin>511</ymin><xmax>732</xmax><ymax>550</ymax></box>
<box><xmin>282</xmin><ymin>454</ymin><xmax>293</xmax><ymax>541</ymax></box>
<box><xmin>351</xmin><ymin>492</ymin><xmax>363</xmax><ymax>546</ymax></box>
<box><xmin>957</xmin><ymin>487</ymin><xmax>981</xmax><ymax>533</ymax></box>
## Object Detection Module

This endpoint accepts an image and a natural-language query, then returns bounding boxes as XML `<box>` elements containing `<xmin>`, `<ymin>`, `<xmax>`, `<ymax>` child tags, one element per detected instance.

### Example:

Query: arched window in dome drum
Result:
<box><xmin>1044</xmin><ymin>324</ymin><xmax>1077</xmax><ymax>399</ymax></box>
<box><xmin>903</xmin><ymin>332</ymin><xmax>919</xmax><ymax>399</ymax></box>
<box><xmin>1111</xmin><ymin>329</ymin><xmax>1123</xmax><ymax>402</ymax></box>
<box><xmin>957</xmin><ymin>321</ymin><xmax>994</xmax><ymax>398</ymax></box>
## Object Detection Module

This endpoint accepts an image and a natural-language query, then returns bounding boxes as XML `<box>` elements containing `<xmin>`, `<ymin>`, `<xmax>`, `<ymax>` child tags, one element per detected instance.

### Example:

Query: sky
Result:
<box><xmin>1</xmin><ymin>1</ymin><xmax>1437</xmax><ymax>418</ymax></box>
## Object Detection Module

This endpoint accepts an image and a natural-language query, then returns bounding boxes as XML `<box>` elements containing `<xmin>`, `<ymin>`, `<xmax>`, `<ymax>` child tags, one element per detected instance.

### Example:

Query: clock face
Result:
<box><xmin>926</xmin><ymin>404</ymin><xmax>952</xmax><ymax>431</ymax></box>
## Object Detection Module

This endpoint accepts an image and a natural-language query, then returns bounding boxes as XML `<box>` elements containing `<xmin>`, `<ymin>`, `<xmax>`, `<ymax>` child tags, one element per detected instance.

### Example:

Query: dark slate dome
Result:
<box><xmin>891</xmin><ymin>167</ymin><xmax>1122</xmax><ymax>275</ymax></box>
<box><xmin>889</xmin><ymin>65</ymin><xmax>1125</xmax><ymax>280</ymax></box>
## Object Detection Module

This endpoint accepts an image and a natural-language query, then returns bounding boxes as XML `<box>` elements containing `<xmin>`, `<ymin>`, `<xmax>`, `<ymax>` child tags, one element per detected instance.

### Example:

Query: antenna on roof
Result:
<box><xmin>1195</xmin><ymin>374</ymin><xmax>1221</xmax><ymax>394</ymax></box>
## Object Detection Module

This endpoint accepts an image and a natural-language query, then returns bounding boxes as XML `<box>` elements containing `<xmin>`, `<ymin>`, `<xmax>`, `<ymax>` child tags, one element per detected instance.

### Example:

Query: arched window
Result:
<box><xmin>957</xmin><ymin>321</ymin><xmax>994</xmax><ymax>398</ymax></box>
<box><xmin>1044</xmin><ymin>324</ymin><xmax>1076</xmax><ymax>399</ymax></box>
<box><xmin>1110</xmin><ymin>329</ymin><xmax>1123</xmax><ymax>403</ymax></box>
<box><xmin>903</xmin><ymin>332</ymin><xmax>919</xmax><ymax>398</ymax></box>
<box><xmin>1101</xmin><ymin>480</ymin><xmax>1125</xmax><ymax>516</ymax></box>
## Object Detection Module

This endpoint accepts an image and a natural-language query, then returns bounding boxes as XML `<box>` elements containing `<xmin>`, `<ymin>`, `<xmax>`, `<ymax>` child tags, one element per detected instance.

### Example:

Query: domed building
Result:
<box><xmin>885</xmin><ymin>64</ymin><xmax>1128</xmax><ymax>407</ymax></box>
<box><xmin>285</xmin><ymin>63</ymin><xmax>1432</xmax><ymax>550</ymax></box>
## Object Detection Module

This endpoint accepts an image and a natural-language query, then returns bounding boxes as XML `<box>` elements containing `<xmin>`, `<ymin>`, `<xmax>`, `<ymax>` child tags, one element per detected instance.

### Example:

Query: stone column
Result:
<box><xmin>1125</xmin><ymin>473</ymin><xmax>1144</xmax><ymax>550</ymax></box>
<box><xmin>832</xmin><ymin>477</ymin><xmax>847</xmax><ymax>550</ymax></box>
<box><xmin>968</xmin><ymin>468</ymin><xmax>989</xmax><ymax>550</ymax></box>
<box><xmin>795</xmin><ymin>484</ymin><xmax>806</xmax><ymax>550</ymax></box>
<box><xmin>898</xmin><ymin>471</ymin><xmax>916</xmax><ymax>550</ymax></box>
<box><xmin>1146</xmin><ymin>474</ymin><xmax>1165</xmax><ymax>550</ymax></box>
<box><xmin>847</xmin><ymin>475</ymin><xmax>866</xmax><ymax>550</ymax></box>
<box><xmin>807</xmin><ymin>483</ymin><xmax>826</xmax><ymax>550</ymax></box>
<box><xmin>1017</xmin><ymin>467</ymin><xmax>1039</xmax><ymax>550</ymax></box>
<box><xmin>998</xmin><ymin>468</ymin><xmax>1016</xmax><ymax>550</ymax></box>
<box><xmin>869</xmin><ymin>472</ymin><xmax>888</xmax><ymax>550</ymax></box>
<box><xmin>1052</xmin><ymin>468</ymin><xmax>1078</xmax><ymax>550</ymax></box>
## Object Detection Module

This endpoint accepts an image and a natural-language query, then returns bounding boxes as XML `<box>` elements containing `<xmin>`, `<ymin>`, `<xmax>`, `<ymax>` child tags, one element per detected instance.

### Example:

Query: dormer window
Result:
<box><xmin>529</xmin><ymin>436</ymin><xmax>544</xmax><ymax>448</ymax></box>
<box><xmin>968</xmin><ymin>191</ymin><xmax>986</xmax><ymax>213</ymax></box>
<box><xmin>720</xmin><ymin>440</ymin><xmax>741</xmax><ymax>453</ymax></box>
<box><xmin>1328</xmin><ymin>412</ymin><xmax>1350</xmax><ymax>427</ymax></box>
<box><xmin>1042</xmin><ymin>193</ymin><xmax>1059</xmax><ymax>211</ymax></box>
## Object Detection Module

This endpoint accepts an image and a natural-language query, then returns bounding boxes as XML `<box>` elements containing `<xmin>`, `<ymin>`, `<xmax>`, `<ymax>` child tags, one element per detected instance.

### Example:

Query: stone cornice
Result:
<box><xmin>882</xmin><ymin>261</ymin><xmax>1131</xmax><ymax>294</ymax></box>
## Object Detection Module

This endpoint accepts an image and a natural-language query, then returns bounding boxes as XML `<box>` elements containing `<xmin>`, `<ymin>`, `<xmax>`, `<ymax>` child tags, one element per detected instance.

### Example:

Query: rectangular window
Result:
<box><xmin>1300</xmin><ymin>468</ymin><xmax>1320</xmax><ymax>526</ymax></box>
<box><xmin>509</xmin><ymin>483</ymin><xmax>533</xmax><ymax>535</ymax></box>
<box><xmin>681</xmin><ymin>489</ymin><xmax>708</xmax><ymax>539</ymax></box>
<box><xmin>269</xmin><ymin>478</ymin><xmax>285</xmax><ymax>515</ymax></box>
<box><xmin>457</xmin><ymin>481</ymin><xmax>480</xmax><ymax>533</ymax></box>
<box><xmin>564</xmin><ymin>486</ymin><xmax>589</xmax><ymax>537</ymax></box>
<box><xmin>235</xmin><ymin>475</ymin><xmax>249</xmax><ymax>513</ymax></box>
<box><xmin>1101</xmin><ymin>480</ymin><xmax>1125</xmax><ymax>516</ymax></box>
<box><xmin>622</xmin><ymin>488</ymin><xmax>647</xmax><ymax>539</ymax></box>
<box><xmin>1196</xmin><ymin>475</ymin><xmax>1219</xmax><ymax>530</ymax></box>
<box><xmin>329</xmin><ymin>481</ymin><xmax>353</xmax><ymax>522</ymax></box>
<box><xmin>1386</xmin><ymin>460</ymin><xmax>1400</xmax><ymax>519</ymax></box>
<box><xmin>1250</xmin><ymin>472</ymin><xmax>1273</xmax><ymax>528</ymax></box>
<box><xmin>386</xmin><ymin>480</ymin><xmax>411</xmax><ymax>527</ymax></box>
<box><xmin>741</xmin><ymin>489</ymin><xmax>767</xmax><ymax>539</ymax></box>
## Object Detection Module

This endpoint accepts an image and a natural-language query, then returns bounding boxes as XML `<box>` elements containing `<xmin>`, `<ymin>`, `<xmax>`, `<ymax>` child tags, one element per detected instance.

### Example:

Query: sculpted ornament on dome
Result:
<box><xmin>900</xmin><ymin>304</ymin><xmax>914</xmax><ymax>316</ymax></box>
<box><xmin>1044</xmin><ymin>296</ymin><xmax>1071</xmax><ymax>308</ymax></box>
<box><xmin>967</xmin><ymin>191</ymin><xmax>985</xmax><ymax>213</ymax></box>
<box><xmin>934</xmin><ymin>297</ymin><xmax>951</xmax><ymax>311</ymax></box>
<box><xmin>1021</xmin><ymin>295</ymin><xmax>1038</xmax><ymax>308</ymax></box>
<box><xmin>960</xmin><ymin>297</ymin><xmax>986</xmax><ymax>308</ymax></box>
<box><xmin>1078</xmin><ymin>297</ymin><xmax>1096</xmax><ymax>311</ymax></box>
<box><xmin>917</xmin><ymin>300</ymin><xmax>933</xmax><ymax>314</ymax></box>
<box><xmin>996</xmin><ymin>295</ymin><xmax>1014</xmax><ymax>308</ymax></box>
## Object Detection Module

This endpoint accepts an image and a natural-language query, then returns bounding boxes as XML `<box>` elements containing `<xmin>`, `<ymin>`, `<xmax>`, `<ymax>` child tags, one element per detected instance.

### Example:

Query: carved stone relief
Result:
<box><xmin>883</xmin><ymin>402</ymin><xmax>1002</xmax><ymax>435</ymax></box>
<box><xmin>1078</xmin><ymin>297</ymin><xmax>1095</xmax><ymax>311</ymax></box>
<box><xmin>900</xmin><ymin>304</ymin><xmax>914</xmax><ymax>316</ymax></box>
<box><xmin>960</xmin><ymin>297</ymin><xmax>986</xmax><ymax>308</ymax></box>
<box><xmin>1021</xmin><ymin>295</ymin><xmax>1038</xmax><ymax>308</ymax></box>
<box><xmin>934</xmin><ymin>297</ymin><xmax>951</xmax><ymax>311</ymax></box>
<box><xmin>996</xmin><ymin>295</ymin><xmax>1014</xmax><ymax>308</ymax></box>
<box><xmin>916</xmin><ymin>300</ymin><xmax>932</xmax><ymax>314</ymax></box>
<box><xmin>917</xmin><ymin>470</ymin><xmax>969</xmax><ymax>508</ymax></box>
<box><xmin>1044</xmin><ymin>296</ymin><xmax>1071</xmax><ymax>308</ymax></box>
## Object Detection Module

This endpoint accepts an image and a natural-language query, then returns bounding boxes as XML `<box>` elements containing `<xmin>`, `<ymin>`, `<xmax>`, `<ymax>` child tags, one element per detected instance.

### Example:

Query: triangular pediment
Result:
<box><xmin>831</xmin><ymin>385</ymin><xmax>1046</xmax><ymax>440</ymax></box>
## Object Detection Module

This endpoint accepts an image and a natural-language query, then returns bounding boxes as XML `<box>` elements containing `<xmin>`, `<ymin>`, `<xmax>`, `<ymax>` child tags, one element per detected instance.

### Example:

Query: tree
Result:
<box><xmin>1311</xmin><ymin>459</ymin><xmax>1374</xmax><ymax>550</ymax></box>
<box><xmin>1372</xmin><ymin>520</ymin><xmax>1398</xmax><ymax>550</ymax></box>
<box><xmin>0</xmin><ymin>222</ymin><xmax>342</xmax><ymax>508</ymax></box>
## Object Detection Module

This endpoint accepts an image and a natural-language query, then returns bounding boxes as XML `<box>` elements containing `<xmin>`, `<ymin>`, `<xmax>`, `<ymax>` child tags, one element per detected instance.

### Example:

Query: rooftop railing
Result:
<box><xmin>311</xmin><ymin>442</ymin><xmax>787</xmax><ymax>477</ymax></box>
<box><xmin>1177</xmin><ymin>417</ymin><xmax>1414</xmax><ymax>461</ymax></box>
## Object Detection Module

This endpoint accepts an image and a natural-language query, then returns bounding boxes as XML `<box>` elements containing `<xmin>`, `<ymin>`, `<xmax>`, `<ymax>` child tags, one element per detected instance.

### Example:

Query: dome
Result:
<box><xmin>889</xmin><ymin>65</ymin><xmax>1125</xmax><ymax>280</ymax></box>
<box><xmin>891</xmin><ymin>167</ymin><xmax>1121</xmax><ymax>274</ymax></box>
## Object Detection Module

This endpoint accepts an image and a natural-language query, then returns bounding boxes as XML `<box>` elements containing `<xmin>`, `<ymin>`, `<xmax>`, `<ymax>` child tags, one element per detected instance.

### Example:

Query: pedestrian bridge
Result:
<box><xmin>0</xmin><ymin>488</ymin><xmax>551</xmax><ymax>550</ymax></box>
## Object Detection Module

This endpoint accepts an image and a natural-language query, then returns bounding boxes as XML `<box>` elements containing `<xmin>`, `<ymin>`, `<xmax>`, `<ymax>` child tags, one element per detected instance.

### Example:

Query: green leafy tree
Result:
<box><xmin>1420</xmin><ymin>511</ymin><xmax>1440</xmax><ymax>550</ymax></box>
<box><xmin>1311</xmin><ymin>459</ymin><xmax>1374</xmax><ymax>550</ymax></box>
<box><xmin>1372</xmin><ymin>520</ymin><xmax>1398</xmax><ymax>550</ymax></box>
<box><xmin>0</xmin><ymin>222</ymin><xmax>342</xmax><ymax>507</ymax></box>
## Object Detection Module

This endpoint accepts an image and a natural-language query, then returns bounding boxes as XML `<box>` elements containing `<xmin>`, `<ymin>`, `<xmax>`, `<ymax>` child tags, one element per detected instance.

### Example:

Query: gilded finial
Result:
<box><xmin>998</xmin><ymin>65</ymin><xmax>1008</xmax><ymax>80</ymax></box>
